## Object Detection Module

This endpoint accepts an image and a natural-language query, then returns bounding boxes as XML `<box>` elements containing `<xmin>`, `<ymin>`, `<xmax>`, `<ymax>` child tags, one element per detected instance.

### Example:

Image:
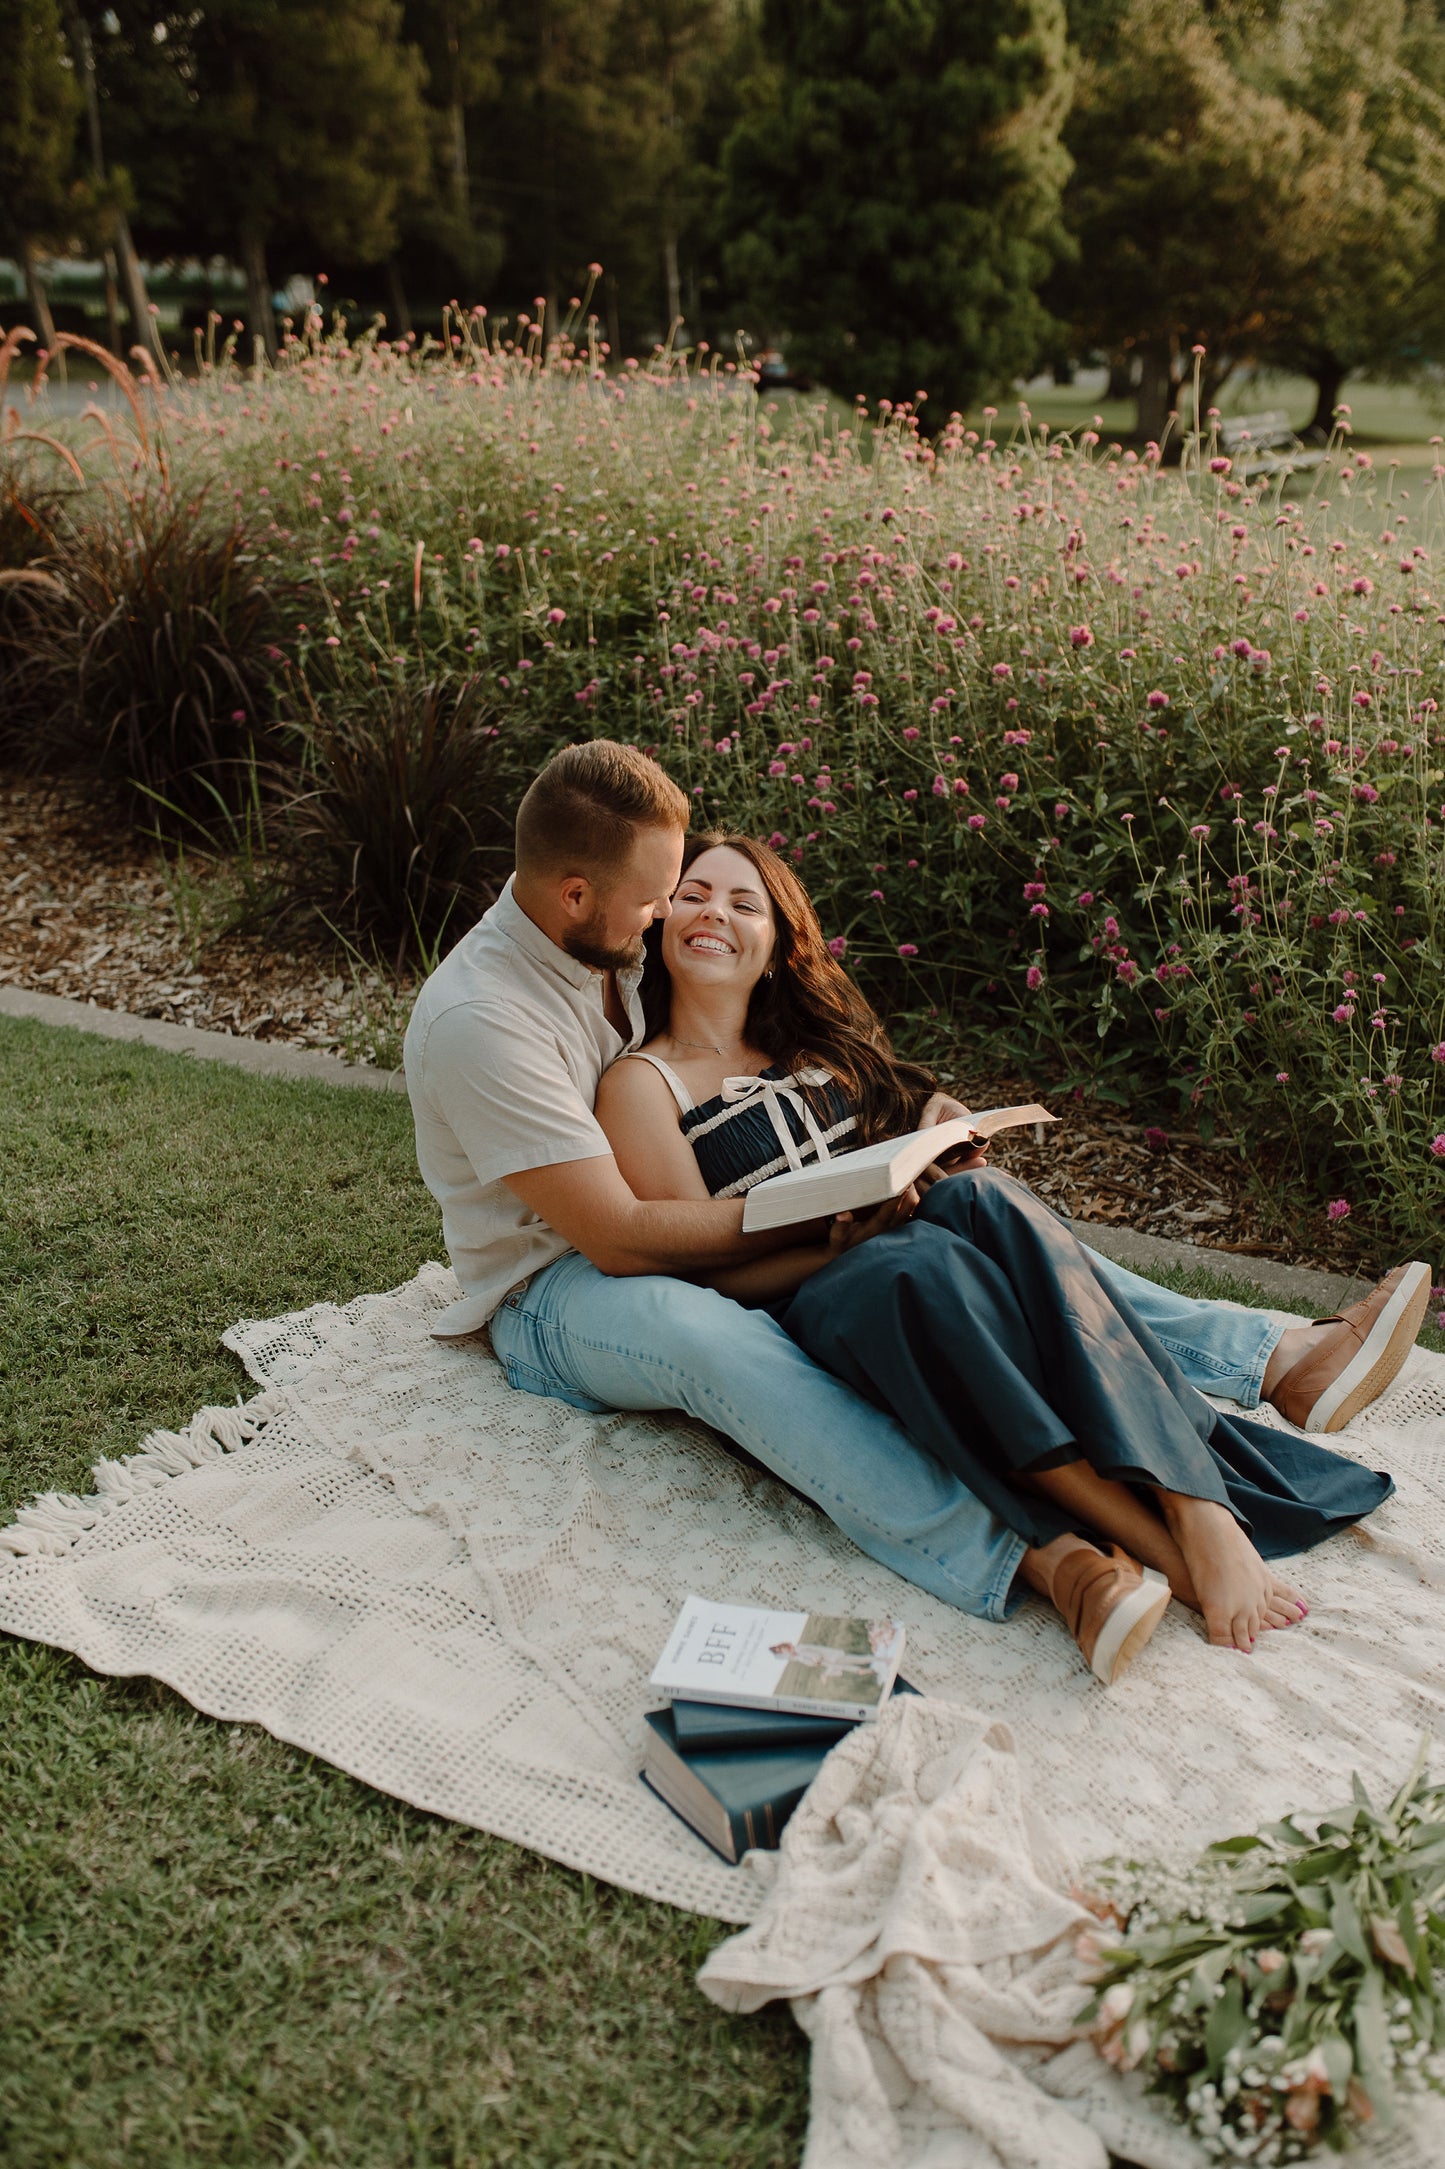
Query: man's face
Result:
<box><xmin>562</xmin><ymin>824</ymin><xmax>684</xmax><ymax>971</ymax></box>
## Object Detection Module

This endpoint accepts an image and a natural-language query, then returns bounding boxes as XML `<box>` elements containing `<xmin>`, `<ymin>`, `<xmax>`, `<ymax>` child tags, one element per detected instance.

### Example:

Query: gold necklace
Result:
<box><xmin>667</xmin><ymin>1031</ymin><xmax>745</xmax><ymax>1059</ymax></box>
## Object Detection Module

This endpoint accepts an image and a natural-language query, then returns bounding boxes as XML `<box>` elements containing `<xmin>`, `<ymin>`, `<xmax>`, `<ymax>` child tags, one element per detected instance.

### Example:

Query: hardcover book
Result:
<box><xmin>649</xmin><ymin>1597</ymin><xmax>905</xmax><ymax>1723</ymax></box>
<box><xmin>739</xmin><ymin>1104</ymin><xmax>1055</xmax><ymax>1233</ymax></box>
<box><xmin>641</xmin><ymin>1707</ymin><xmax>831</xmax><ymax>1864</ymax></box>
<box><xmin>669</xmin><ymin>1674</ymin><xmax>920</xmax><ymax>1752</ymax></box>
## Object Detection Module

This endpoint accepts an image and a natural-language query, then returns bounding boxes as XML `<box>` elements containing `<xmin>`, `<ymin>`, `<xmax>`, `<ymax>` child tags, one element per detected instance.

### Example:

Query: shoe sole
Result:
<box><xmin>1089</xmin><ymin>1570</ymin><xmax>1171</xmax><ymax>1685</ymax></box>
<box><xmin>1306</xmin><ymin>1261</ymin><xmax>1432</xmax><ymax>1432</ymax></box>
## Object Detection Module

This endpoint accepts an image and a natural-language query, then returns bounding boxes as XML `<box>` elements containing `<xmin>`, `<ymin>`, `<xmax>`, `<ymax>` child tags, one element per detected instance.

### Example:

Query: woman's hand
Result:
<box><xmin>915</xmin><ymin>1089</ymin><xmax>988</xmax><ymax>1186</ymax></box>
<box><xmin>828</xmin><ymin>1185</ymin><xmax>919</xmax><ymax>1257</ymax></box>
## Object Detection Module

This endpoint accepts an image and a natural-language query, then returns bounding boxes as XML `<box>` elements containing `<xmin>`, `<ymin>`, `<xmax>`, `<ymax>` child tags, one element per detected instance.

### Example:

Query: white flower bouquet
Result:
<box><xmin>1076</xmin><ymin>1745</ymin><xmax>1445</xmax><ymax>2160</ymax></box>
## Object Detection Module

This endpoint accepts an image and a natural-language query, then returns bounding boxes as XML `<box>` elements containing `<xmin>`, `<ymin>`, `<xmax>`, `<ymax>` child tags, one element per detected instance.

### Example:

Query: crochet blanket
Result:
<box><xmin>699</xmin><ymin>1701</ymin><xmax>1445</xmax><ymax>2169</ymax></box>
<box><xmin>3</xmin><ymin>1264</ymin><xmax>1445</xmax><ymax>2161</ymax></box>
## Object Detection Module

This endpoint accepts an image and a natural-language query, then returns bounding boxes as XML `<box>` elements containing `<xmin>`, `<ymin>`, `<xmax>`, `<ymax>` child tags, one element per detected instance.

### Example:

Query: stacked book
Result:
<box><xmin>642</xmin><ymin>1596</ymin><xmax>914</xmax><ymax>1863</ymax></box>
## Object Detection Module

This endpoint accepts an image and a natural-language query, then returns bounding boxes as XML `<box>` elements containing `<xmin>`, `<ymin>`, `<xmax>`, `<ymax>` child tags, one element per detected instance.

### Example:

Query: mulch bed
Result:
<box><xmin>2</xmin><ymin>772</ymin><xmax>1359</xmax><ymax>1276</ymax></box>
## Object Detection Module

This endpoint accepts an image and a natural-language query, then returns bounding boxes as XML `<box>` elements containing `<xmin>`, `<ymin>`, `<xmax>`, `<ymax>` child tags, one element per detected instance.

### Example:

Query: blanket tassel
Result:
<box><xmin>0</xmin><ymin>1388</ymin><xmax>288</xmax><ymax>1559</ymax></box>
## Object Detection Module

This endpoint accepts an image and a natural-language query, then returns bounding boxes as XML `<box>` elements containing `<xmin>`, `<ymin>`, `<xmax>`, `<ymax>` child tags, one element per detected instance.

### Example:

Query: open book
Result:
<box><xmin>739</xmin><ymin>1104</ymin><xmax>1055</xmax><ymax>1233</ymax></box>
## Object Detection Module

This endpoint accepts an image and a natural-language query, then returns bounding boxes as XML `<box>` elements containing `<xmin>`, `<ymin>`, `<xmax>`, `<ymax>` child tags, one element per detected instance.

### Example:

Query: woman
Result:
<box><xmin>594</xmin><ymin>831</ymin><xmax>1393</xmax><ymax>1674</ymax></box>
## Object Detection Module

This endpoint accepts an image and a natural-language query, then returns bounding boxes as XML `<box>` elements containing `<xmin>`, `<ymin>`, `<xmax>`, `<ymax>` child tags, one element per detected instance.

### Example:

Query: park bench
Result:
<box><xmin>1217</xmin><ymin>409</ymin><xmax>1328</xmax><ymax>481</ymax></box>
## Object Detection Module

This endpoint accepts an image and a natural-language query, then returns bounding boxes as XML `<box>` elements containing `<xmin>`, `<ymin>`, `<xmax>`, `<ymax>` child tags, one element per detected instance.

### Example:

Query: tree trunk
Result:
<box><xmin>1306</xmin><ymin>354</ymin><xmax>1347</xmax><ymax>440</ymax></box>
<box><xmin>114</xmin><ymin>209</ymin><xmax>160</xmax><ymax>365</ymax></box>
<box><xmin>1135</xmin><ymin>341</ymin><xmax>1177</xmax><ymax>444</ymax></box>
<box><xmin>1106</xmin><ymin>352</ymin><xmax>1135</xmax><ymax>401</ymax></box>
<box><xmin>64</xmin><ymin>0</ymin><xmax>160</xmax><ymax>364</ymax></box>
<box><xmin>240</xmin><ymin>229</ymin><xmax>278</xmax><ymax>364</ymax></box>
<box><xmin>662</xmin><ymin>230</ymin><xmax>681</xmax><ymax>333</ymax></box>
<box><xmin>386</xmin><ymin>257</ymin><xmax>413</xmax><ymax>341</ymax></box>
<box><xmin>18</xmin><ymin>238</ymin><xmax>58</xmax><ymax>352</ymax></box>
<box><xmin>102</xmin><ymin>247</ymin><xmax>122</xmax><ymax>355</ymax></box>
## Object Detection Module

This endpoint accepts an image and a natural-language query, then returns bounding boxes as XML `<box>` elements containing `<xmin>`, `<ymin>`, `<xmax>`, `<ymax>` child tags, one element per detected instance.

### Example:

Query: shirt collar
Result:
<box><xmin>486</xmin><ymin>875</ymin><xmax>646</xmax><ymax>1002</ymax></box>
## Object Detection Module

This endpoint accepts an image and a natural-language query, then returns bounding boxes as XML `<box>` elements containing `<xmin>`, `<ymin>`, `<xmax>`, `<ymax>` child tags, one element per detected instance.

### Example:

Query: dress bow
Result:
<box><xmin>720</xmin><ymin>1068</ymin><xmax>836</xmax><ymax>1174</ymax></box>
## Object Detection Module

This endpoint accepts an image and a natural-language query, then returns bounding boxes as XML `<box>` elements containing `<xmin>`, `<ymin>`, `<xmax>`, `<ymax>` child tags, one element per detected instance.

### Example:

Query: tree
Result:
<box><xmin>1243</xmin><ymin>0</ymin><xmax>1445</xmax><ymax>431</ymax></box>
<box><xmin>396</xmin><ymin>0</ymin><xmax>505</xmax><ymax>317</ymax></box>
<box><xmin>1056</xmin><ymin>0</ymin><xmax>1326</xmax><ymax>440</ymax></box>
<box><xmin>0</xmin><ymin>0</ymin><xmax>81</xmax><ymax>352</ymax></box>
<box><xmin>716</xmin><ymin>0</ymin><xmax>1074</xmax><ymax>415</ymax></box>
<box><xmin>84</xmin><ymin>3</ymin><xmax>430</xmax><ymax>361</ymax></box>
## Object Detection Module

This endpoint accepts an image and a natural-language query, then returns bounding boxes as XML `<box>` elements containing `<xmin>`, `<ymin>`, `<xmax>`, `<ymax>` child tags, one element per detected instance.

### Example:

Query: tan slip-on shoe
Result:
<box><xmin>1051</xmin><ymin>1543</ymin><xmax>1171</xmax><ymax>1685</ymax></box>
<box><xmin>1268</xmin><ymin>1261</ymin><xmax>1431</xmax><ymax>1434</ymax></box>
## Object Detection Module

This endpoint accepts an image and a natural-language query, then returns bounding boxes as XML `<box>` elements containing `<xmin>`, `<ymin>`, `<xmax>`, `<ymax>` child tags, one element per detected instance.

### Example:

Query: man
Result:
<box><xmin>404</xmin><ymin>741</ymin><xmax>1428</xmax><ymax>1681</ymax></box>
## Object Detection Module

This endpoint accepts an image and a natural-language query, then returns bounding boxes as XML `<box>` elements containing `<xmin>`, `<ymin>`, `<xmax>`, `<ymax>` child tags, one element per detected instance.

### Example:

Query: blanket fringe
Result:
<box><xmin>0</xmin><ymin>1388</ymin><xmax>288</xmax><ymax>1560</ymax></box>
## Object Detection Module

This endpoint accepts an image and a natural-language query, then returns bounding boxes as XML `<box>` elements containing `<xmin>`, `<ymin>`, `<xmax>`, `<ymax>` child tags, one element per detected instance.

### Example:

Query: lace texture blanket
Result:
<box><xmin>2</xmin><ymin>1265</ymin><xmax>1445</xmax><ymax>2155</ymax></box>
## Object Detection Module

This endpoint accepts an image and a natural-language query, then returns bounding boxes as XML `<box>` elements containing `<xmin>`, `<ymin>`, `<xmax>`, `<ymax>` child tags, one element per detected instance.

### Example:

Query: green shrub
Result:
<box><xmin>277</xmin><ymin>663</ymin><xmax>514</xmax><ymax>967</ymax></box>
<box><xmin>19</xmin><ymin>320</ymin><xmax>1445</xmax><ymax>1257</ymax></box>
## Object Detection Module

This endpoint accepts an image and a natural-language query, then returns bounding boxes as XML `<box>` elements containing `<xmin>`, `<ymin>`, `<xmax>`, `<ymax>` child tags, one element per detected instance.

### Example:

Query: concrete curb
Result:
<box><xmin>0</xmin><ymin>985</ymin><xmax>406</xmax><ymax>1095</ymax></box>
<box><xmin>3</xmin><ymin>983</ymin><xmax>1368</xmax><ymax>1316</ymax></box>
<box><xmin>1077</xmin><ymin>1220</ymin><xmax>1367</xmax><ymax>1320</ymax></box>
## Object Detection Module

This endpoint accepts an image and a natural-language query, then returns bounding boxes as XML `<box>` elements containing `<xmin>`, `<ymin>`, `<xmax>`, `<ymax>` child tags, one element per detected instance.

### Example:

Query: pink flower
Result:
<box><xmin>897</xmin><ymin>943</ymin><xmax>919</xmax><ymax>958</ymax></box>
<box><xmin>1430</xmin><ymin>1043</ymin><xmax>1445</xmax><ymax>1063</ymax></box>
<box><xmin>1209</xmin><ymin>456</ymin><xmax>1231</xmax><ymax>474</ymax></box>
<box><xmin>1069</xmin><ymin>625</ymin><xmax>1094</xmax><ymax>648</ymax></box>
<box><xmin>767</xmin><ymin>832</ymin><xmax>786</xmax><ymax>849</ymax></box>
<box><xmin>1431</xmin><ymin>1135</ymin><xmax>1445</xmax><ymax>1159</ymax></box>
<box><xmin>1026</xmin><ymin>965</ymin><xmax>1043</xmax><ymax>990</ymax></box>
<box><xmin>547</xmin><ymin>607</ymin><xmax>566</xmax><ymax>625</ymax></box>
<box><xmin>1327</xmin><ymin>1198</ymin><xmax>1351</xmax><ymax>1222</ymax></box>
<box><xmin>1144</xmin><ymin>1128</ymin><xmax>1169</xmax><ymax>1152</ymax></box>
<box><xmin>1189</xmin><ymin>824</ymin><xmax>1211</xmax><ymax>841</ymax></box>
<box><xmin>1276</xmin><ymin>1071</ymin><xmax>1290</xmax><ymax>1084</ymax></box>
<box><xmin>966</xmin><ymin>813</ymin><xmax>986</xmax><ymax>831</ymax></box>
<box><xmin>1146</xmin><ymin>689</ymin><xmax>1169</xmax><ymax>710</ymax></box>
<box><xmin>495</xmin><ymin>542</ymin><xmax>511</xmax><ymax>559</ymax></box>
<box><xmin>1332</xmin><ymin>1004</ymin><xmax>1354</xmax><ymax>1023</ymax></box>
<box><xmin>827</xmin><ymin>935</ymin><xmax>848</xmax><ymax>959</ymax></box>
<box><xmin>992</xmin><ymin>661</ymin><xmax>1012</xmax><ymax>680</ymax></box>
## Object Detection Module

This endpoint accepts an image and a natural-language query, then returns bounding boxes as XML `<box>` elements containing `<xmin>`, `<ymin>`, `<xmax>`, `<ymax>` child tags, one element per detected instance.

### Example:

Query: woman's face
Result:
<box><xmin>661</xmin><ymin>844</ymin><xmax>777</xmax><ymax>1001</ymax></box>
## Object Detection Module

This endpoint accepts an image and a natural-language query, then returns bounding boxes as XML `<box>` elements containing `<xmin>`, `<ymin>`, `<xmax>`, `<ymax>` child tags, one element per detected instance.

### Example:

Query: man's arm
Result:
<box><xmin>504</xmin><ymin>1155</ymin><xmax>792</xmax><ymax>1278</ymax></box>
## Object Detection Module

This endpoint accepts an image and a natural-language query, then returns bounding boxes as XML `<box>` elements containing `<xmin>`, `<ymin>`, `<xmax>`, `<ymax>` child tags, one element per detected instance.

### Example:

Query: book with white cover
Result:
<box><xmin>739</xmin><ymin>1104</ymin><xmax>1056</xmax><ymax>1232</ymax></box>
<box><xmin>649</xmin><ymin>1596</ymin><xmax>906</xmax><ymax>1723</ymax></box>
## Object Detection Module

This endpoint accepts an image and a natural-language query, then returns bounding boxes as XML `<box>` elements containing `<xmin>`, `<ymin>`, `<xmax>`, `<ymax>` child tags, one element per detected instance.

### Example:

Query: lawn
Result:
<box><xmin>0</xmin><ymin>1016</ymin><xmax>805</xmax><ymax>2169</ymax></box>
<box><xmin>1</xmin><ymin>1013</ymin><xmax>1437</xmax><ymax>2166</ymax></box>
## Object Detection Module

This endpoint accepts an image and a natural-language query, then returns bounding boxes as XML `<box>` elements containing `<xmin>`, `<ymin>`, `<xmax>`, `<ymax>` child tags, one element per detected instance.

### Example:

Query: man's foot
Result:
<box><xmin>1158</xmin><ymin>1495</ymin><xmax>1281</xmax><ymax>1651</ymax></box>
<box><xmin>1266</xmin><ymin>1262</ymin><xmax>1431</xmax><ymax>1433</ymax></box>
<box><xmin>1045</xmin><ymin>1539</ymin><xmax>1172</xmax><ymax>1684</ymax></box>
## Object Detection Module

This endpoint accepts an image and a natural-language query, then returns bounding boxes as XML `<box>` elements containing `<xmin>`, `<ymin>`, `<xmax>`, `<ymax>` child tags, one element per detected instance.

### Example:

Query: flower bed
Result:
<box><xmin>5</xmin><ymin>316</ymin><xmax>1444</xmax><ymax>1260</ymax></box>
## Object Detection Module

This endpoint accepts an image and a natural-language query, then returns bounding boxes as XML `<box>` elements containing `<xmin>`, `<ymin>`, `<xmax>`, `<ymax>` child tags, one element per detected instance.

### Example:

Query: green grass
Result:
<box><xmin>0</xmin><ymin>1017</ymin><xmax>806</xmax><ymax>2169</ymax></box>
<box><xmin>2</xmin><ymin>1014</ymin><xmax>1439</xmax><ymax>2167</ymax></box>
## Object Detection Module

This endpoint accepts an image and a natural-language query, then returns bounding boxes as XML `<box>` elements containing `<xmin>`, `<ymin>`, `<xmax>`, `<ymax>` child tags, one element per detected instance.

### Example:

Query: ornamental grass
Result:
<box><xmin>3</xmin><ymin>304</ymin><xmax>1443</xmax><ymax>1257</ymax></box>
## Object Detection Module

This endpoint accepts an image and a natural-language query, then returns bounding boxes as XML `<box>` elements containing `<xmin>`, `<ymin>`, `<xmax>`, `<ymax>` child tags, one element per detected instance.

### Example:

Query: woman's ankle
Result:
<box><xmin>1018</xmin><ymin>1531</ymin><xmax>1098</xmax><ymax>1606</ymax></box>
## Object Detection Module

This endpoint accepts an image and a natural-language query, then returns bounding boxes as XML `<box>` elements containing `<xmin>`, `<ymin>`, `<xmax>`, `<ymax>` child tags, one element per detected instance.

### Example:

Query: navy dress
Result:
<box><xmin>637</xmin><ymin>1056</ymin><xmax>1393</xmax><ymax>1559</ymax></box>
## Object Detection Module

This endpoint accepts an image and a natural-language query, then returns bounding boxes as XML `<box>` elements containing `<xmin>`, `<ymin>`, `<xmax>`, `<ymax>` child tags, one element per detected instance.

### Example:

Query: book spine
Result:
<box><xmin>663</xmin><ymin>1685</ymin><xmax>877</xmax><ymax>1724</ymax></box>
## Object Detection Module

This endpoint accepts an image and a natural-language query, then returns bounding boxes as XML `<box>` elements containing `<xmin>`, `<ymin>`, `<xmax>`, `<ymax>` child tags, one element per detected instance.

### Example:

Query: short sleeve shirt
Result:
<box><xmin>403</xmin><ymin>877</ymin><xmax>645</xmax><ymax>1336</ymax></box>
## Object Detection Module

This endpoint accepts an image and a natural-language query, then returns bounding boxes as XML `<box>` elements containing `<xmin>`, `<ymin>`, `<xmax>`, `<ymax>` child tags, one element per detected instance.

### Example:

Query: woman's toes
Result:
<box><xmin>1269</xmin><ymin>1574</ymin><xmax>1307</xmax><ymax>1616</ymax></box>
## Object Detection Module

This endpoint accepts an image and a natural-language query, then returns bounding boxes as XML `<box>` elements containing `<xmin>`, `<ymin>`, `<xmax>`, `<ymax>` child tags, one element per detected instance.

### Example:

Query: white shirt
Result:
<box><xmin>403</xmin><ymin>876</ymin><xmax>645</xmax><ymax>1336</ymax></box>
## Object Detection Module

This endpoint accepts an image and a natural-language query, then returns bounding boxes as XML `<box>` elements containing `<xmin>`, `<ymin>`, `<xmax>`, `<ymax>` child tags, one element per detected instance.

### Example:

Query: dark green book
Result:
<box><xmin>641</xmin><ymin>1707</ymin><xmax>828</xmax><ymax>1863</ymax></box>
<box><xmin>669</xmin><ymin>1674</ymin><xmax>919</xmax><ymax>1753</ymax></box>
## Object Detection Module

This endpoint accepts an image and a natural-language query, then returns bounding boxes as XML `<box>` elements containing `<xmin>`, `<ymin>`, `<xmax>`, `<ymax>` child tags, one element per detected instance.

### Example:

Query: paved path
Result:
<box><xmin>2</xmin><ymin>984</ymin><xmax>1365</xmax><ymax>1313</ymax></box>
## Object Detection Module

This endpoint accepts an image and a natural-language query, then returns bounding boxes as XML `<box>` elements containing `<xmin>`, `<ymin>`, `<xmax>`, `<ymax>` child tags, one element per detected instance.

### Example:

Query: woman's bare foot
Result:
<box><xmin>1156</xmin><ymin>1494</ymin><xmax>1286</xmax><ymax>1650</ymax></box>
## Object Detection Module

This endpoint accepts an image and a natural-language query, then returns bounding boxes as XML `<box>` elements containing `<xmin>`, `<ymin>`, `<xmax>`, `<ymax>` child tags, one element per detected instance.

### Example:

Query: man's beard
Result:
<box><xmin>562</xmin><ymin>908</ymin><xmax>646</xmax><ymax>973</ymax></box>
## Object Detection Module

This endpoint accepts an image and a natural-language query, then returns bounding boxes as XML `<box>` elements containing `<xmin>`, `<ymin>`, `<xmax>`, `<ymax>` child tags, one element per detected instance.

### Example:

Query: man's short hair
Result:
<box><xmin>515</xmin><ymin>740</ymin><xmax>690</xmax><ymax>882</ymax></box>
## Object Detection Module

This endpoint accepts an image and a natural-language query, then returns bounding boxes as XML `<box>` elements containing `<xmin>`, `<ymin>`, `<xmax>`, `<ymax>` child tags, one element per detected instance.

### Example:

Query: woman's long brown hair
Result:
<box><xmin>639</xmin><ymin>829</ymin><xmax>938</xmax><ymax>1144</ymax></box>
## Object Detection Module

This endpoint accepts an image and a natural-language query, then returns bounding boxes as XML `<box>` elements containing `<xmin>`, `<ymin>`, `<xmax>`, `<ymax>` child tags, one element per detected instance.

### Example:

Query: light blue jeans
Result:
<box><xmin>488</xmin><ymin>1243</ymin><xmax>1283</xmax><ymax>1623</ymax></box>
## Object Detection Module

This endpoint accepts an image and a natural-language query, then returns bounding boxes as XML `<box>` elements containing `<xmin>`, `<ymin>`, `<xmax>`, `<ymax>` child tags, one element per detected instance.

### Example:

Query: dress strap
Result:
<box><xmin>621</xmin><ymin>1048</ymin><xmax>695</xmax><ymax>1114</ymax></box>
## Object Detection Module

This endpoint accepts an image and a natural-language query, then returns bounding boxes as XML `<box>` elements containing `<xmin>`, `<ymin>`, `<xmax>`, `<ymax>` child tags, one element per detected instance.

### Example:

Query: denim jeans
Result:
<box><xmin>487</xmin><ymin>1244</ymin><xmax>1283</xmax><ymax>1622</ymax></box>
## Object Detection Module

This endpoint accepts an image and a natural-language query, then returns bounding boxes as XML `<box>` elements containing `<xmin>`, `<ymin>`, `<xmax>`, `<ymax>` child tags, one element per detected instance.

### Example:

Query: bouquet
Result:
<box><xmin>1076</xmin><ymin>1744</ymin><xmax>1445</xmax><ymax>2161</ymax></box>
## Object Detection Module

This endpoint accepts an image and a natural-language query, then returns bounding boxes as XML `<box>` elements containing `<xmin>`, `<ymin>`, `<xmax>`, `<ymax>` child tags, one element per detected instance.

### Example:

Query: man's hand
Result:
<box><xmin>828</xmin><ymin>1185</ymin><xmax>919</xmax><ymax>1258</ymax></box>
<box><xmin>916</xmin><ymin>1088</ymin><xmax>988</xmax><ymax>1186</ymax></box>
